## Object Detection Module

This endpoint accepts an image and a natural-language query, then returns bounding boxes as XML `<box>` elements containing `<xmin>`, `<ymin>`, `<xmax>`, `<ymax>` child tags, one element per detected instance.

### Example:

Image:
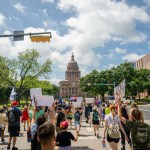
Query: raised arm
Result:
<box><xmin>117</xmin><ymin>97</ymin><xmax>127</xmax><ymax>124</ymax></box>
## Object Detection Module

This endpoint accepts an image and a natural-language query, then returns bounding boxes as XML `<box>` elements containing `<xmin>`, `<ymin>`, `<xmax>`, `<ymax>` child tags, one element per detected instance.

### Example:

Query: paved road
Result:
<box><xmin>1</xmin><ymin>104</ymin><xmax>150</xmax><ymax>150</ymax></box>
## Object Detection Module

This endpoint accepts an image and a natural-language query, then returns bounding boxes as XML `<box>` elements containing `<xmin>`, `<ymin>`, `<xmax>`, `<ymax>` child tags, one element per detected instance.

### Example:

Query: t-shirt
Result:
<box><xmin>35</xmin><ymin>109</ymin><xmax>44</xmax><ymax>121</ymax></box>
<box><xmin>56</xmin><ymin>131</ymin><xmax>75</xmax><ymax>146</ymax></box>
<box><xmin>105</xmin><ymin>114</ymin><xmax>120</xmax><ymax>126</ymax></box>
<box><xmin>105</xmin><ymin>107</ymin><xmax>110</xmax><ymax>115</ymax></box>
<box><xmin>7</xmin><ymin>107</ymin><xmax>22</xmax><ymax>127</ymax></box>
<box><xmin>126</xmin><ymin>121</ymin><xmax>150</xmax><ymax>149</ymax></box>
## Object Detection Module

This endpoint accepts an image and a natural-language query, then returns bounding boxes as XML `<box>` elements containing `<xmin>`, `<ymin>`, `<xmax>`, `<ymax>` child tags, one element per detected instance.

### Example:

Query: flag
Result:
<box><xmin>58</xmin><ymin>96</ymin><xmax>63</xmax><ymax>103</ymax></box>
<box><xmin>10</xmin><ymin>87</ymin><xmax>17</xmax><ymax>101</ymax></box>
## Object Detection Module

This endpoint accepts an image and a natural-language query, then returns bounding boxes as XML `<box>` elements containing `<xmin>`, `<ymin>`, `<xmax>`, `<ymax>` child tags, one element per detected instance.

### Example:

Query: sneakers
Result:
<box><xmin>12</xmin><ymin>147</ymin><xmax>18</xmax><ymax>150</ymax></box>
<box><xmin>97</xmin><ymin>133</ymin><xmax>100</xmax><ymax>138</ymax></box>
<box><xmin>1</xmin><ymin>138</ymin><xmax>5</xmax><ymax>142</ymax></box>
<box><xmin>7</xmin><ymin>145</ymin><xmax>10</xmax><ymax>150</ymax></box>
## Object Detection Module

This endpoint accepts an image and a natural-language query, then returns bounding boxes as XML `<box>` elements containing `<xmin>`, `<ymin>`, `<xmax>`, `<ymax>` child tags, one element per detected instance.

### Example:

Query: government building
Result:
<box><xmin>135</xmin><ymin>53</ymin><xmax>150</xmax><ymax>98</ymax></box>
<box><xmin>59</xmin><ymin>53</ymin><xmax>84</xmax><ymax>98</ymax></box>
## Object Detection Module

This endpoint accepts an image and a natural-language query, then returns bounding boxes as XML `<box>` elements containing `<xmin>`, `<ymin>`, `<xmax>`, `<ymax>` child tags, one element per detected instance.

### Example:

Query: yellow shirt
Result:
<box><xmin>105</xmin><ymin>107</ymin><xmax>110</xmax><ymax>115</ymax></box>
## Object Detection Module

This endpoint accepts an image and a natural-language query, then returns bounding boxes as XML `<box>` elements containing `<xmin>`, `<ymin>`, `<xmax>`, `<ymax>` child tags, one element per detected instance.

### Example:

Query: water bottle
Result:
<box><xmin>102</xmin><ymin>139</ymin><xmax>106</xmax><ymax>148</ymax></box>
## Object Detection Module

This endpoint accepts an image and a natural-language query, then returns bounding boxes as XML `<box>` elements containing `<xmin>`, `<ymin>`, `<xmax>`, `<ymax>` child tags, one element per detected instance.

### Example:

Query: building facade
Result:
<box><xmin>59</xmin><ymin>54</ymin><xmax>84</xmax><ymax>98</ymax></box>
<box><xmin>135</xmin><ymin>53</ymin><xmax>150</xmax><ymax>98</ymax></box>
<box><xmin>135</xmin><ymin>53</ymin><xmax>150</xmax><ymax>70</ymax></box>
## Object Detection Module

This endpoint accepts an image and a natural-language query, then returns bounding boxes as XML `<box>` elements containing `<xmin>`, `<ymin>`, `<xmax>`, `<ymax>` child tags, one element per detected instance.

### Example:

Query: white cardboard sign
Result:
<box><xmin>72</xmin><ymin>102</ymin><xmax>81</xmax><ymax>108</ymax></box>
<box><xmin>76</xmin><ymin>97</ymin><xmax>83</xmax><ymax>103</ymax></box>
<box><xmin>30</xmin><ymin>88</ymin><xmax>42</xmax><ymax>100</ymax></box>
<box><xmin>114</xmin><ymin>79</ymin><xmax>125</xmax><ymax>99</ymax></box>
<box><xmin>34</xmin><ymin>95</ymin><xmax>54</xmax><ymax>107</ymax></box>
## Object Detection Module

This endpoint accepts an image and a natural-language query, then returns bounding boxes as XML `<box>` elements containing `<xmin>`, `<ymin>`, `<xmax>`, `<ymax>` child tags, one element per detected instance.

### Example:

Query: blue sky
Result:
<box><xmin>0</xmin><ymin>0</ymin><xmax>150</xmax><ymax>85</ymax></box>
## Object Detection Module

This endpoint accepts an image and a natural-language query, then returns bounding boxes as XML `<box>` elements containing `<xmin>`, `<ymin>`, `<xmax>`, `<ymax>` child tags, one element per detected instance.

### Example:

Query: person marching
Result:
<box><xmin>21</xmin><ymin>105</ymin><xmax>30</xmax><ymax>131</ymax></box>
<box><xmin>66</xmin><ymin>106</ymin><xmax>73</xmax><ymax>130</ymax></box>
<box><xmin>118</xmin><ymin>97</ymin><xmax>150</xmax><ymax>150</ymax></box>
<box><xmin>74</xmin><ymin>108</ymin><xmax>80</xmax><ymax>134</ymax></box>
<box><xmin>91</xmin><ymin>105</ymin><xmax>100</xmax><ymax>138</ymax></box>
<box><xmin>103</xmin><ymin>105</ymin><xmax>128</xmax><ymax>150</ymax></box>
<box><xmin>56</xmin><ymin>120</ymin><xmax>78</xmax><ymax>150</ymax></box>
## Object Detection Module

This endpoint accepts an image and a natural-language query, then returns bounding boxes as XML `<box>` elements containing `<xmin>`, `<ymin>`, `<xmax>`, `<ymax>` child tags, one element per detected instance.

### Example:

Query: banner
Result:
<box><xmin>114</xmin><ymin>79</ymin><xmax>125</xmax><ymax>100</ymax></box>
<box><xmin>34</xmin><ymin>95</ymin><xmax>54</xmax><ymax>107</ymax></box>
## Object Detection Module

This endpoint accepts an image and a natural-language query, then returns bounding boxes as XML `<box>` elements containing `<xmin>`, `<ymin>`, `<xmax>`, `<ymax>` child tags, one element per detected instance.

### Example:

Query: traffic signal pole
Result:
<box><xmin>0</xmin><ymin>31</ymin><xmax>52</xmax><ymax>38</ymax></box>
<box><xmin>0</xmin><ymin>31</ymin><xmax>52</xmax><ymax>42</ymax></box>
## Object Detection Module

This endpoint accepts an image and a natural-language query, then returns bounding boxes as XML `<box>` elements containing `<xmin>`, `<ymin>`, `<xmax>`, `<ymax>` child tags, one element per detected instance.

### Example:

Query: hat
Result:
<box><xmin>12</xmin><ymin>101</ymin><xmax>18</xmax><ymax>106</ymax></box>
<box><xmin>93</xmin><ymin>106</ymin><xmax>97</xmax><ymax>111</ymax></box>
<box><xmin>60</xmin><ymin>121</ymin><xmax>69</xmax><ymax>129</ymax></box>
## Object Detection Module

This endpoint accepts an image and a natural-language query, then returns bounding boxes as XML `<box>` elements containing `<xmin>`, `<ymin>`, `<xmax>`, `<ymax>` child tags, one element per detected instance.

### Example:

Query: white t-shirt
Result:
<box><xmin>105</xmin><ymin>114</ymin><xmax>120</xmax><ymax>126</ymax></box>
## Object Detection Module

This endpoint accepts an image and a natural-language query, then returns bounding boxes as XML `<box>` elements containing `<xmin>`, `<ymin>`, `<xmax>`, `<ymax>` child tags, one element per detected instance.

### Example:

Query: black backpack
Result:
<box><xmin>31</xmin><ymin>129</ymin><xmax>41</xmax><ymax>150</ymax></box>
<box><xmin>8</xmin><ymin>109</ymin><xmax>17</xmax><ymax>123</ymax></box>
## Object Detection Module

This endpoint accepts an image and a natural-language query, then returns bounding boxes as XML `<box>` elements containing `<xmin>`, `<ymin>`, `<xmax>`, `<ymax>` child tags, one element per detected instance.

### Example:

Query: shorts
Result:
<box><xmin>75</xmin><ymin>121</ymin><xmax>80</xmax><ymax>127</ymax></box>
<box><xmin>107</xmin><ymin>134</ymin><xmax>120</xmax><ymax>143</ymax></box>
<box><xmin>8</xmin><ymin>126</ymin><xmax>20</xmax><ymax>137</ymax></box>
<box><xmin>67</xmin><ymin>117</ymin><xmax>72</xmax><ymax>120</ymax></box>
<box><xmin>92</xmin><ymin>120</ymin><xmax>99</xmax><ymax>125</ymax></box>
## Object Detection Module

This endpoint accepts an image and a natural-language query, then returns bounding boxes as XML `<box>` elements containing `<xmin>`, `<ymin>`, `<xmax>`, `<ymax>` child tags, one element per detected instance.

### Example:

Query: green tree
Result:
<box><xmin>129</xmin><ymin>69</ymin><xmax>150</xmax><ymax>100</ymax></box>
<box><xmin>0</xmin><ymin>49</ymin><xmax>52</xmax><ymax>101</ymax></box>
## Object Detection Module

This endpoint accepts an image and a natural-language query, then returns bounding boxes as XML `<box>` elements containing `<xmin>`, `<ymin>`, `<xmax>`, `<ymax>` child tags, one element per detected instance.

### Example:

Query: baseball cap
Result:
<box><xmin>12</xmin><ymin>101</ymin><xmax>18</xmax><ymax>106</ymax></box>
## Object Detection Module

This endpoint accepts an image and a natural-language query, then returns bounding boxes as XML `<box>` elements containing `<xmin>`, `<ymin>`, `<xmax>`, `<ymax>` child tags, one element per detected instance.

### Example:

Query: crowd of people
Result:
<box><xmin>0</xmin><ymin>96</ymin><xmax>150</xmax><ymax>150</ymax></box>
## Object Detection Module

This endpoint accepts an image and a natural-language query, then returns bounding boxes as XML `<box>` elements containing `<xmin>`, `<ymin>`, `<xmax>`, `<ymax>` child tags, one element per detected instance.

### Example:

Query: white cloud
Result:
<box><xmin>13</xmin><ymin>3</ymin><xmax>26</xmax><ymax>14</ymax></box>
<box><xmin>0</xmin><ymin>13</ymin><xmax>5</xmax><ymax>26</ymax></box>
<box><xmin>122</xmin><ymin>54</ymin><xmax>145</xmax><ymax>62</ymax></box>
<box><xmin>43</xmin><ymin>9</ymin><xmax>47</xmax><ymax>15</ymax></box>
<box><xmin>41</xmin><ymin>0</ymin><xmax>54</xmax><ymax>3</ymax></box>
<box><xmin>114</xmin><ymin>47</ymin><xmax>127</xmax><ymax>54</ymax></box>
<box><xmin>103</xmin><ymin>53</ymin><xmax>114</xmax><ymax>59</ymax></box>
<box><xmin>58</xmin><ymin>0</ymin><xmax>149</xmax><ymax>45</ymax></box>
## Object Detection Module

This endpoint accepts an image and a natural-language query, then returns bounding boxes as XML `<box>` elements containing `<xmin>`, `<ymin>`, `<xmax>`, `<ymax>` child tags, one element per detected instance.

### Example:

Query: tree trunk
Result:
<box><xmin>138</xmin><ymin>92</ymin><xmax>141</xmax><ymax>101</ymax></box>
<box><xmin>101</xmin><ymin>93</ymin><xmax>105</xmax><ymax>102</ymax></box>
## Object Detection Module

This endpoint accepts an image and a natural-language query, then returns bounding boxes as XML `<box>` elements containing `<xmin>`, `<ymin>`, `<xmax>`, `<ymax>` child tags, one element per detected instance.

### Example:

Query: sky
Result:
<box><xmin>0</xmin><ymin>0</ymin><xmax>150</xmax><ymax>85</ymax></box>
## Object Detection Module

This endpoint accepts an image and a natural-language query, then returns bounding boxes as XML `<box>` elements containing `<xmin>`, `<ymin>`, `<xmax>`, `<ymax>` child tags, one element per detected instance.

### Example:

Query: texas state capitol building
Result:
<box><xmin>59</xmin><ymin>53</ymin><xmax>85</xmax><ymax>98</ymax></box>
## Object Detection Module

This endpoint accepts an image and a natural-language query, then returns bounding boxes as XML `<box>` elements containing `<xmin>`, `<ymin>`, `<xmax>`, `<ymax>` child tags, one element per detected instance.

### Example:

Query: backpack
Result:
<box><xmin>8</xmin><ymin>110</ymin><xmax>16</xmax><ymax>123</ymax></box>
<box><xmin>131</xmin><ymin>122</ymin><xmax>150</xmax><ymax>148</ymax></box>
<box><xmin>107</xmin><ymin>115</ymin><xmax>120</xmax><ymax>139</ymax></box>
<box><xmin>93</xmin><ymin>111</ymin><xmax>99</xmax><ymax>121</ymax></box>
<box><xmin>74</xmin><ymin>112</ymin><xmax>80</xmax><ymax>121</ymax></box>
<box><xmin>31</xmin><ymin>130</ymin><xmax>41</xmax><ymax>150</ymax></box>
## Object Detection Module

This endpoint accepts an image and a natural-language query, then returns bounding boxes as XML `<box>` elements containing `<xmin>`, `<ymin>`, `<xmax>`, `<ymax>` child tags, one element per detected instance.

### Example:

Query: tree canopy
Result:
<box><xmin>0</xmin><ymin>49</ymin><xmax>53</xmax><ymax>101</ymax></box>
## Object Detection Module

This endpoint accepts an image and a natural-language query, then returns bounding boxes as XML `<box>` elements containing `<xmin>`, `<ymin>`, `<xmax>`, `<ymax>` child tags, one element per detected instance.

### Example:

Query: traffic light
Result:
<box><xmin>30</xmin><ymin>36</ymin><xmax>50</xmax><ymax>43</ymax></box>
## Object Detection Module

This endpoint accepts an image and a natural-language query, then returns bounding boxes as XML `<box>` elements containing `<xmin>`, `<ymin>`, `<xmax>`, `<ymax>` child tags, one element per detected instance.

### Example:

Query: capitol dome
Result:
<box><xmin>67</xmin><ymin>53</ymin><xmax>79</xmax><ymax>71</ymax></box>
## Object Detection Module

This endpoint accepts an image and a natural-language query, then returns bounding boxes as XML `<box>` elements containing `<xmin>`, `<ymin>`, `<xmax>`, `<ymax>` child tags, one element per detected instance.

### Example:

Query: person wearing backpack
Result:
<box><xmin>91</xmin><ymin>106</ymin><xmax>100</xmax><ymax>138</ymax></box>
<box><xmin>74</xmin><ymin>108</ymin><xmax>80</xmax><ymax>134</ymax></box>
<box><xmin>117</xmin><ymin>97</ymin><xmax>150</xmax><ymax>150</ymax></box>
<box><xmin>6</xmin><ymin>101</ymin><xmax>22</xmax><ymax>150</ymax></box>
<box><xmin>103</xmin><ymin>105</ymin><xmax>128</xmax><ymax>150</ymax></box>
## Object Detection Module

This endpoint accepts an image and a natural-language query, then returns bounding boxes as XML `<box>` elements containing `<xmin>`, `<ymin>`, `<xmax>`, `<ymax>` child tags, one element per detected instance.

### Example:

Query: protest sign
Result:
<box><xmin>34</xmin><ymin>95</ymin><xmax>54</xmax><ymax>107</ymax></box>
<box><xmin>30</xmin><ymin>88</ymin><xmax>42</xmax><ymax>99</ymax></box>
<box><xmin>76</xmin><ymin>97</ymin><xmax>83</xmax><ymax>103</ymax></box>
<box><xmin>72</xmin><ymin>102</ymin><xmax>81</xmax><ymax>108</ymax></box>
<box><xmin>30</xmin><ymin>88</ymin><xmax>42</xmax><ymax>106</ymax></box>
<box><xmin>114</xmin><ymin>79</ymin><xmax>125</xmax><ymax>101</ymax></box>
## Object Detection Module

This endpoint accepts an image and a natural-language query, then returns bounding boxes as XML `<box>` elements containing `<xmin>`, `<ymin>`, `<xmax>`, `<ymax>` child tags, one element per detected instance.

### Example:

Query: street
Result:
<box><xmin>1</xmin><ymin>104</ymin><xmax>150</xmax><ymax>150</ymax></box>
